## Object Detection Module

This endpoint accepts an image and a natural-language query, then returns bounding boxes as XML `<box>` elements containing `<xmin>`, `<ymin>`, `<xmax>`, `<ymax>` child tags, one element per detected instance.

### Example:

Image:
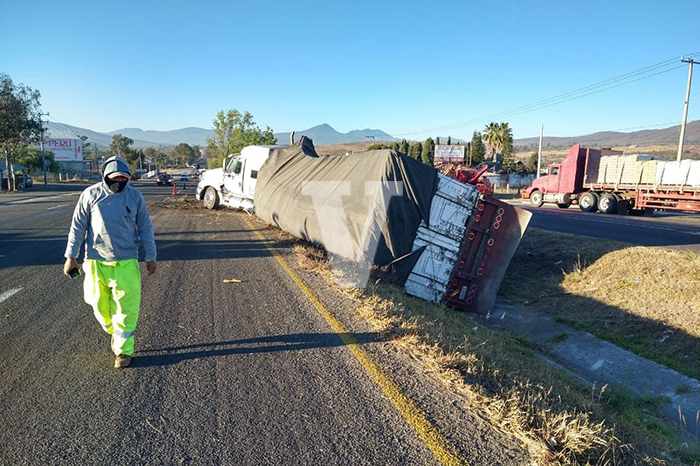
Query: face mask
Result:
<box><xmin>107</xmin><ymin>178</ymin><xmax>128</xmax><ymax>193</ymax></box>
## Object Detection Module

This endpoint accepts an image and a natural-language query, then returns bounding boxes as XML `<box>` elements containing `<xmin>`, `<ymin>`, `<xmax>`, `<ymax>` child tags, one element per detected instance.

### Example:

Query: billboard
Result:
<box><xmin>434</xmin><ymin>144</ymin><xmax>465</xmax><ymax>164</ymax></box>
<box><xmin>37</xmin><ymin>138</ymin><xmax>83</xmax><ymax>161</ymax></box>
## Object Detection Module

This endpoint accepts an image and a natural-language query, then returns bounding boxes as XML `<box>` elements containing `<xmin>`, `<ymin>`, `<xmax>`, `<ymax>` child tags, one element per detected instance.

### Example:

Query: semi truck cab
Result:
<box><xmin>521</xmin><ymin>144</ymin><xmax>633</xmax><ymax>212</ymax></box>
<box><xmin>196</xmin><ymin>145</ymin><xmax>286</xmax><ymax>211</ymax></box>
<box><xmin>521</xmin><ymin>161</ymin><xmax>574</xmax><ymax>208</ymax></box>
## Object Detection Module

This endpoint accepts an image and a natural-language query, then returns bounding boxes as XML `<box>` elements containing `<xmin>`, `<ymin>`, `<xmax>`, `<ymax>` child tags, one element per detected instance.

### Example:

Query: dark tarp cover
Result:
<box><xmin>255</xmin><ymin>137</ymin><xmax>438</xmax><ymax>283</ymax></box>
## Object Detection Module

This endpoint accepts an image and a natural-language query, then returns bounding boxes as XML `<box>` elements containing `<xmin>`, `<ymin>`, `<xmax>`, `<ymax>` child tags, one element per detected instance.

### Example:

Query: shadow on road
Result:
<box><xmin>0</xmin><ymin>230</ymin><xmax>293</xmax><ymax>269</ymax></box>
<box><xmin>132</xmin><ymin>332</ymin><xmax>385</xmax><ymax>367</ymax></box>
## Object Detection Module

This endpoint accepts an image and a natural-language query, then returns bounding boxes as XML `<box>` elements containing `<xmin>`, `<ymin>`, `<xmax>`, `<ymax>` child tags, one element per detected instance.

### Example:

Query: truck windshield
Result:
<box><xmin>226</xmin><ymin>158</ymin><xmax>243</xmax><ymax>174</ymax></box>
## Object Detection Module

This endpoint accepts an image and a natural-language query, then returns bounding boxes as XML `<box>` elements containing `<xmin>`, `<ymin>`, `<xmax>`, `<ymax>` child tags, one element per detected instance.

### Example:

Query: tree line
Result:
<box><xmin>106</xmin><ymin>109</ymin><xmax>278</xmax><ymax>172</ymax></box>
<box><xmin>365</xmin><ymin>121</ymin><xmax>521</xmax><ymax>173</ymax></box>
<box><xmin>1</xmin><ymin>73</ymin><xmax>43</xmax><ymax>190</ymax></box>
<box><xmin>108</xmin><ymin>134</ymin><xmax>204</xmax><ymax>173</ymax></box>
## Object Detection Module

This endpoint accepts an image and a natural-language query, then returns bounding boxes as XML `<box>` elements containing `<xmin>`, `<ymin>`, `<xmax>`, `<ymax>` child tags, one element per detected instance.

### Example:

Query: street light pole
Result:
<box><xmin>537</xmin><ymin>124</ymin><xmax>543</xmax><ymax>176</ymax></box>
<box><xmin>40</xmin><ymin>113</ymin><xmax>49</xmax><ymax>186</ymax></box>
<box><xmin>365</xmin><ymin>135</ymin><xmax>375</xmax><ymax>144</ymax></box>
<box><xmin>677</xmin><ymin>56</ymin><xmax>694</xmax><ymax>162</ymax></box>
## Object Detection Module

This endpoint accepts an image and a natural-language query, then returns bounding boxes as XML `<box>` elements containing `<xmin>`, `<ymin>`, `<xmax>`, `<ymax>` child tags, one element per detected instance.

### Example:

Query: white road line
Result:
<box><xmin>46</xmin><ymin>204</ymin><xmax>68</xmax><ymax>211</ymax></box>
<box><xmin>8</xmin><ymin>192</ymin><xmax>80</xmax><ymax>205</ymax></box>
<box><xmin>0</xmin><ymin>288</ymin><xmax>22</xmax><ymax>303</ymax></box>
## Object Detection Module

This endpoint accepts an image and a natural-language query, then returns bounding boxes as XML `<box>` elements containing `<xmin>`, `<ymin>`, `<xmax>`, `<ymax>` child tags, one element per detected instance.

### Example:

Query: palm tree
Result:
<box><xmin>482</xmin><ymin>122</ymin><xmax>514</xmax><ymax>163</ymax></box>
<box><xmin>498</xmin><ymin>122</ymin><xmax>513</xmax><ymax>161</ymax></box>
<box><xmin>482</xmin><ymin>122</ymin><xmax>502</xmax><ymax>160</ymax></box>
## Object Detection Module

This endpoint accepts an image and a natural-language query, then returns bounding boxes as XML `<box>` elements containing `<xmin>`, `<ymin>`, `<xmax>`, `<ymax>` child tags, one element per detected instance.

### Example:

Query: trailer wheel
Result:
<box><xmin>203</xmin><ymin>187</ymin><xmax>219</xmax><ymax>210</ymax></box>
<box><xmin>530</xmin><ymin>190</ymin><xmax>544</xmax><ymax>207</ymax></box>
<box><xmin>598</xmin><ymin>193</ymin><xmax>617</xmax><ymax>214</ymax></box>
<box><xmin>579</xmin><ymin>192</ymin><xmax>598</xmax><ymax>212</ymax></box>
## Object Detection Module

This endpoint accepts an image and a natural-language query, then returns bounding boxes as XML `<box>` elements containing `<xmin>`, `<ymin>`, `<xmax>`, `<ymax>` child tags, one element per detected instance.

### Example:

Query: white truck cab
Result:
<box><xmin>196</xmin><ymin>145</ymin><xmax>285</xmax><ymax>211</ymax></box>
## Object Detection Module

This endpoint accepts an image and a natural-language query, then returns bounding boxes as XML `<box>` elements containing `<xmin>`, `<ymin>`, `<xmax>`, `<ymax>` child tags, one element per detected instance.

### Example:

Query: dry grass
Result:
<box><xmin>286</xmin><ymin>235</ymin><xmax>700</xmax><ymax>465</ymax></box>
<box><xmin>502</xmin><ymin>228</ymin><xmax>700</xmax><ymax>380</ymax></box>
<box><xmin>238</xmin><ymin>212</ymin><xmax>700</xmax><ymax>464</ymax></box>
<box><xmin>316</xmin><ymin>141</ymin><xmax>382</xmax><ymax>156</ymax></box>
<box><xmin>156</xmin><ymin>193</ymin><xmax>204</xmax><ymax>209</ymax></box>
<box><xmin>351</xmin><ymin>284</ymin><xmax>639</xmax><ymax>465</ymax></box>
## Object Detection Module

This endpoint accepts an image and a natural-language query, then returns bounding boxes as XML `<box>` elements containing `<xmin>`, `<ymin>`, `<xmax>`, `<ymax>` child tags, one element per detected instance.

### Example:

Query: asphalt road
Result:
<box><xmin>507</xmin><ymin>199</ymin><xmax>700</xmax><ymax>250</ymax></box>
<box><xmin>0</xmin><ymin>182</ymin><xmax>526</xmax><ymax>466</ymax></box>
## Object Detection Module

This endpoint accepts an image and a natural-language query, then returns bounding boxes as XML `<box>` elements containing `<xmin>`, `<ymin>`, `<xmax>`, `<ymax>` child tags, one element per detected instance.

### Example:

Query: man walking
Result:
<box><xmin>63</xmin><ymin>156</ymin><xmax>157</xmax><ymax>368</ymax></box>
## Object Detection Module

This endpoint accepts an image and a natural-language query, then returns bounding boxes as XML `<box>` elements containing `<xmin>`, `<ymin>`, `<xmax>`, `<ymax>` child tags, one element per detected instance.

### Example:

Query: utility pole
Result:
<box><xmin>677</xmin><ymin>56</ymin><xmax>694</xmax><ymax>162</ymax></box>
<box><xmin>537</xmin><ymin>124</ymin><xmax>543</xmax><ymax>176</ymax></box>
<box><xmin>40</xmin><ymin>113</ymin><xmax>49</xmax><ymax>186</ymax></box>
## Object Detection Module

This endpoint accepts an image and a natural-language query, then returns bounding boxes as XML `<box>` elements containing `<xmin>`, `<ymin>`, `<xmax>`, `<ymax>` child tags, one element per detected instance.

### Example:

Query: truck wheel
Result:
<box><xmin>579</xmin><ymin>192</ymin><xmax>598</xmax><ymax>212</ymax></box>
<box><xmin>203</xmin><ymin>187</ymin><xmax>219</xmax><ymax>209</ymax></box>
<box><xmin>530</xmin><ymin>190</ymin><xmax>544</xmax><ymax>207</ymax></box>
<box><xmin>598</xmin><ymin>193</ymin><xmax>617</xmax><ymax>214</ymax></box>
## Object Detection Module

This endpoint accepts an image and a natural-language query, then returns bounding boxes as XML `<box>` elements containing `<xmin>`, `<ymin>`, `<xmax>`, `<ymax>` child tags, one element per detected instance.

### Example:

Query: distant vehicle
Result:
<box><xmin>15</xmin><ymin>173</ymin><xmax>33</xmax><ymax>189</ymax></box>
<box><xmin>196</xmin><ymin>145</ymin><xmax>284</xmax><ymax>210</ymax></box>
<box><xmin>156</xmin><ymin>173</ymin><xmax>173</xmax><ymax>186</ymax></box>
<box><xmin>521</xmin><ymin>144</ymin><xmax>700</xmax><ymax>214</ymax></box>
<box><xmin>180</xmin><ymin>173</ymin><xmax>189</xmax><ymax>181</ymax></box>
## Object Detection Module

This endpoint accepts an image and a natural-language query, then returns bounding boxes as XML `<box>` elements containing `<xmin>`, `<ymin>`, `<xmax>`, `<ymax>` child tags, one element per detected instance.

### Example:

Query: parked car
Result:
<box><xmin>180</xmin><ymin>173</ymin><xmax>189</xmax><ymax>181</ymax></box>
<box><xmin>15</xmin><ymin>173</ymin><xmax>33</xmax><ymax>189</ymax></box>
<box><xmin>156</xmin><ymin>173</ymin><xmax>173</xmax><ymax>186</ymax></box>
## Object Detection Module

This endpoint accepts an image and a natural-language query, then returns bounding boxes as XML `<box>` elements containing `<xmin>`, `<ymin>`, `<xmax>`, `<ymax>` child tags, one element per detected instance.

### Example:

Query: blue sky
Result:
<box><xmin>1</xmin><ymin>0</ymin><xmax>698</xmax><ymax>140</ymax></box>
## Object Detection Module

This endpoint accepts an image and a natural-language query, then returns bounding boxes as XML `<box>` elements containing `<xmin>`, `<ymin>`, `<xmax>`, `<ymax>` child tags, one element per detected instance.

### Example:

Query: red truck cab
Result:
<box><xmin>521</xmin><ymin>144</ymin><xmax>621</xmax><ymax>208</ymax></box>
<box><xmin>521</xmin><ymin>144</ymin><xmax>589</xmax><ymax>208</ymax></box>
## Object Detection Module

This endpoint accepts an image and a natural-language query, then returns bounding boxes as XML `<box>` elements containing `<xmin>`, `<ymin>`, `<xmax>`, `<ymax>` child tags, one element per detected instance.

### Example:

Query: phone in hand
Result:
<box><xmin>68</xmin><ymin>267</ymin><xmax>82</xmax><ymax>279</ymax></box>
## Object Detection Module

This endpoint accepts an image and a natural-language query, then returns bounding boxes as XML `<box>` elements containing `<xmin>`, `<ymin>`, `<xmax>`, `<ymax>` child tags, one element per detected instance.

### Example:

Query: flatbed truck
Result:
<box><xmin>521</xmin><ymin>144</ymin><xmax>700</xmax><ymax>215</ymax></box>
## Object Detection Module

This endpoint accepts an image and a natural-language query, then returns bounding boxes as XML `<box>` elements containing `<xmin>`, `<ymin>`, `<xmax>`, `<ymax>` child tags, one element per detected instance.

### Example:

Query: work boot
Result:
<box><xmin>114</xmin><ymin>355</ymin><xmax>132</xmax><ymax>369</ymax></box>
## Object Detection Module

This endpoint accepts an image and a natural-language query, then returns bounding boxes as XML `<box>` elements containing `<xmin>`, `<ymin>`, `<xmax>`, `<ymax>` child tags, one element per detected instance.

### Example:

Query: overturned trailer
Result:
<box><xmin>254</xmin><ymin>137</ymin><xmax>531</xmax><ymax>314</ymax></box>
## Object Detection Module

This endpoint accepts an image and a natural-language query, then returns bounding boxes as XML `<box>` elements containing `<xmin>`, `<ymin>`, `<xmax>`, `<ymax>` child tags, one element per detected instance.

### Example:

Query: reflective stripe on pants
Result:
<box><xmin>83</xmin><ymin>259</ymin><xmax>141</xmax><ymax>356</ymax></box>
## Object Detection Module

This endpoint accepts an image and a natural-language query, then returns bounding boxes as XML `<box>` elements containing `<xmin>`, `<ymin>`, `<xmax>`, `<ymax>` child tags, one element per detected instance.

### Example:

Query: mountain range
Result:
<box><xmin>513</xmin><ymin>120</ymin><xmax>700</xmax><ymax>149</ymax></box>
<box><xmin>44</xmin><ymin>120</ymin><xmax>700</xmax><ymax>150</ymax></box>
<box><xmin>45</xmin><ymin>122</ymin><xmax>396</xmax><ymax>148</ymax></box>
<box><xmin>274</xmin><ymin>124</ymin><xmax>395</xmax><ymax>146</ymax></box>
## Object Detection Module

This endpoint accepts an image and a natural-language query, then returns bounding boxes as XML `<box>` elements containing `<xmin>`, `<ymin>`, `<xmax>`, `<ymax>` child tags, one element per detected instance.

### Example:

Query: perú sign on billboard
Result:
<box><xmin>434</xmin><ymin>144</ymin><xmax>465</xmax><ymax>164</ymax></box>
<box><xmin>36</xmin><ymin>138</ymin><xmax>83</xmax><ymax>161</ymax></box>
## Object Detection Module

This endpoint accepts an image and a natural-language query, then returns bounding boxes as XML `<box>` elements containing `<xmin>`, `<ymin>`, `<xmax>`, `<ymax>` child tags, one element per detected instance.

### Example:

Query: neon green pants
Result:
<box><xmin>83</xmin><ymin>259</ymin><xmax>141</xmax><ymax>356</ymax></box>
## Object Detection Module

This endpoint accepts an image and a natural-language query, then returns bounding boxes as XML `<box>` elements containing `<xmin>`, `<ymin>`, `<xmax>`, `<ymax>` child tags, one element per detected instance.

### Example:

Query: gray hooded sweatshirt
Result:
<box><xmin>64</xmin><ymin>156</ymin><xmax>157</xmax><ymax>262</ymax></box>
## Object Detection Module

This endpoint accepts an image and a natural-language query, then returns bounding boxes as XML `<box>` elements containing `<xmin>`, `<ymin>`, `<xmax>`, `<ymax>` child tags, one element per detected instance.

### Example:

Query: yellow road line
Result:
<box><xmin>243</xmin><ymin>216</ymin><xmax>468</xmax><ymax>466</ymax></box>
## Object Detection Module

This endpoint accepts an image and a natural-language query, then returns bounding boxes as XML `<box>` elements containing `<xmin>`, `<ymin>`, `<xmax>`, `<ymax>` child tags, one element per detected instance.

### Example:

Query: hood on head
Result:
<box><xmin>102</xmin><ymin>156</ymin><xmax>131</xmax><ymax>193</ymax></box>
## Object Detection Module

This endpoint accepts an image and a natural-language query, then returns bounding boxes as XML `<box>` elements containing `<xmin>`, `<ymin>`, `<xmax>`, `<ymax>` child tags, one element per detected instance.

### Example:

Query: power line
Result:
<box><xmin>45</xmin><ymin>114</ymin><xmax>84</xmax><ymax>139</ymax></box>
<box><xmin>515</xmin><ymin>120</ymin><xmax>683</xmax><ymax>144</ymax></box>
<box><xmin>612</xmin><ymin>121</ymin><xmax>681</xmax><ymax>132</ymax></box>
<box><xmin>398</xmin><ymin>63</ymin><xmax>686</xmax><ymax>135</ymax></box>
<box><xmin>395</xmin><ymin>53</ymin><xmax>699</xmax><ymax>136</ymax></box>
